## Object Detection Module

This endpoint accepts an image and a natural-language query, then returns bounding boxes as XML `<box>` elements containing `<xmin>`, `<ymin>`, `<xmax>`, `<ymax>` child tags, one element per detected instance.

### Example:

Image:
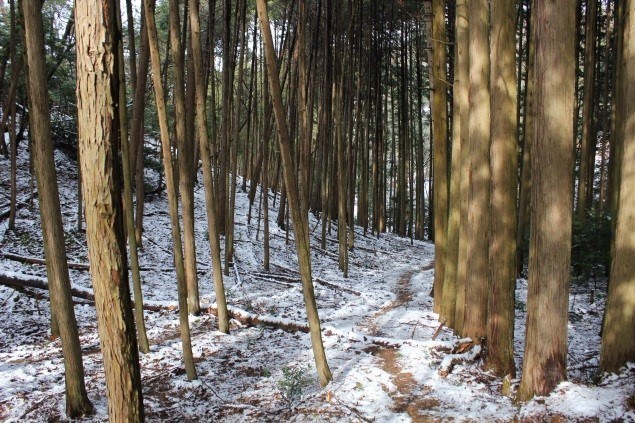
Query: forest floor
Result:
<box><xmin>0</xmin><ymin>148</ymin><xmax>634</xmax><ymax>422</ymax></box>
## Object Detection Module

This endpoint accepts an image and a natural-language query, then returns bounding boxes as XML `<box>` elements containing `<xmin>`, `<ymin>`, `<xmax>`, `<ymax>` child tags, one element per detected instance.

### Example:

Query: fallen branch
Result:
<box><xmin>2</xmin><ymin>251</ymin><xmax>91</xmax><ymax>271</ymax></box>
<box><xmin>269</xmin><ymin>262</ymin><xmax>362</xmax><ymax>296</ymax></box>
<box><xmin>432</xmin><ymin>322</ymin><xmax>444</xmax><ymax>340</ymax></box>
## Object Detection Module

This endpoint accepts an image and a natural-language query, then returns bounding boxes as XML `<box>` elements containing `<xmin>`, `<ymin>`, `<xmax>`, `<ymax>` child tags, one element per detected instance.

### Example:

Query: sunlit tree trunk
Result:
<box><xmin>431</xmin><ymin>0</ymin><xmax>448</xmax><ymax>312</ymax></box>
<box><xmin>441</xmin><ymin>0</ymin><xmax>468</xmax><ymax>330</ymax></box>
<box><xmin>463</xmin><ymin>0</ymin><xmax>491</xmax><ymax>343</ymax></box>
<box><xmin>600</xmin><ymin>0</ymin><xmax>635</xmax><ymax>374</ymax></box>
<box><xmin>486</xmin><ymin>0</ymin><xmax>517</xmax><ymax>377</ymax></box>
<box><xmin>517</xmin><ymin>0</ymin><xmax>576</xmax><ymax>402</ymax></box>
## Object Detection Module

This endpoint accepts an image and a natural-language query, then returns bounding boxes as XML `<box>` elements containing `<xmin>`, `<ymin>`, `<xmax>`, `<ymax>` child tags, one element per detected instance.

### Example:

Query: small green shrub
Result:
<box><xmin>278</xmin><ymin>365</ymin><xmax>312</xmax><ymax>400</ymax></box>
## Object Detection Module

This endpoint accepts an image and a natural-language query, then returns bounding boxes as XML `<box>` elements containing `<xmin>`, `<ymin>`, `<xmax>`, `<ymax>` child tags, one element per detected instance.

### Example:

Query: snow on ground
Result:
<box><xmin>0</xmin><ymin>148</ymin><xmax>633</xmax><ymax>422</ymax></box>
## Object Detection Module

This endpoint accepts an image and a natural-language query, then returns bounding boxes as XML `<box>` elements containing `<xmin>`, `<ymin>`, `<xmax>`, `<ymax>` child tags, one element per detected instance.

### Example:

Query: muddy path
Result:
<box><xmin>358</xmin><ymin>261</ymin><xmax>443</xmax><ymax>422</ymax></box>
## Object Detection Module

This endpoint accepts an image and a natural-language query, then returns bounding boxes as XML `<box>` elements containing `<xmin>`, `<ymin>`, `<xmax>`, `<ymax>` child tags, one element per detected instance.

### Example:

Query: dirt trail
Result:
<box><xmin>360</xmin><ymin>262</ymin><xmax>442</xmax><ymax>422</ymax></box>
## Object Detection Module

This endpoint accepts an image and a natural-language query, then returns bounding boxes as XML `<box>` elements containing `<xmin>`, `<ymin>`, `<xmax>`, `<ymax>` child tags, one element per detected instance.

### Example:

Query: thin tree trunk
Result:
<box><xmin>169</xmin><ymin>0</ymin><xmax>200</xmax><ymax>316</ymax></box>
<box><xmin>226</xmin><ymin>0</ymin><xmax>247</xmax><ymax>276</ymax></box>
<box><xmin>256</xmin><ymin>0</ymin><xmax>332</xmax><ymax>387</ymax></box>
<box><xmin>115</xmin><ymin>0</ymin><xmax>150</xmax><ymax>354</ymax></box>
<box><xmin>23</xmin><ymin>0</ymin><xmax>94</xmax><ymax>416</ymax></box>
<box><xmin>144</xmin><ymin>0</ymin><xmax>198</xmax><ymax>380</ymax></box>
<box><xmin>576</xmin><ymin>0</ymin><xmax>599</xmax><ymax>217</ymax></box>
<box><xmin>8</xmin><ymin>0</ymin><xmax>17</xmax><ymax>231</ymax></box>
<box><xmin>130</xmin><ymin>0</ymin><xmax>152</xmax><ymax>248</ymax></box>
<box><xmin>188</xmin><ymin>0</ymin><xmax>230</xmax><ymax>334</ymax></box>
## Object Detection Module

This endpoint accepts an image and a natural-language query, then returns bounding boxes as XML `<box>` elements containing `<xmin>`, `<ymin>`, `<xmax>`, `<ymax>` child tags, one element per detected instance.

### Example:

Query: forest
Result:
<box><xmin>0</xmin><ymin>0</ymin><xmax>633</xmax><ymax>421</ymax></box>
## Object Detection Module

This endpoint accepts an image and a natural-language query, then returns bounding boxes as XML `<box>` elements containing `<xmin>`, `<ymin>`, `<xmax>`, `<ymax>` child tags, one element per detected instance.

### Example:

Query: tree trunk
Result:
<box><xmin>576</xmin><ymin>0</ymin><xmax>599</xmax><ymax>217</ymax></box>
<box><xmin>600</xmin><ymin>0</ymin><xmax>635</xmax><ymax>374</ymax></box>
<box><xmin>130</xmin><ymin>0</ymin><xmax>152</xmax><ymax>248</ymax></box>
<box><xmin>7</xmin><ymin>0</ymin><xmax>17</xmax><ymax>231</ymax></box>
<box><xmin>256</xmin><ymin>0</ymin><xmax>332</xmax><ymax>388</ymax></box>
<box><xmin>144</xmin><ymin>0</ymin><xmax>198</xmax><ymax>380</ymax></box>
<box><xmin>486</xmin><ymin>0</ymin><xmax>517</xmax><ymax>378</ymax></box>
<box><xmin>463</xmin><ymin>0</ymin><xmax>491</xmax><ymax>344</ymax></box>
<box><xmin>517</xmin><ymin>1</ymin><xmax>536</xmax><ymax>277</ymax></box>
<box><xmin>441</xmin><ymin>0</ymin><xmax>468</xmax><ymax>330</ymax></box>
<box><xmin>23</xmin><ymin>0</ymin><xmax>94</xmax><ymax>416</ymax></box>
<box><xmin>187</xmin><ymin>0</ymin><xmax>230</xmax><ymax>334</ymax></box>
<box><xmin>517</xmin><ymin>0</ymin><xmax>576</xmax><ymax>402</ymax></box>
<box><xmin>431</xmin><ymin>0</ymin><xmax>448</xmax><ymax>312</ymax></box>
<box><xmin>115</xmin><ymin>0</ymin><xmax>150</xmax><ymax>354</ymax></box>
<box><xmin>168</xmin><ymin>0</ymin><xmax>200</xmax><ymax>315</ymax></box>
<box><xmin>226</xmin><ymin>0</ymin><xmax>247</xmax><ymax>276</ymax></box>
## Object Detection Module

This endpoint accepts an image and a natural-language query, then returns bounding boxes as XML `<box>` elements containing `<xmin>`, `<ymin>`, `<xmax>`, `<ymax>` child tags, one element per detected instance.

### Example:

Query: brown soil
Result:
<box><xmin>362</xmin><ymin>262</ymin><xmax>444</xmax><ymax>422</ymax></box>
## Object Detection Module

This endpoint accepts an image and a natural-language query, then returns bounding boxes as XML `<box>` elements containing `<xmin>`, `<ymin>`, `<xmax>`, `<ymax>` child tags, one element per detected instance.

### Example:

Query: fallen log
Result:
<box><xmin>2</xmin><ymin>251</ymin><xmax>91</xmax><ymax>271</ymax></box>
<box><xmin>0</xmin><ymin>271</ymin><xmax>95</xmax><ymax>302</ymax></box>
<box><xmin>1</xmin><ymin>251</ymin><xmax>155</xmax><ymax>272</ymax></box>
<box><xmin>0</xmin><ymin>271</ymin><xmax>378</xmax><ymax>343</ymax></box>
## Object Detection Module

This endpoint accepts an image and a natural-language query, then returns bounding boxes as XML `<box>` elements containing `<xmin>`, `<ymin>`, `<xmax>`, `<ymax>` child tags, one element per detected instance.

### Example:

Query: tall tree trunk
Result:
<box><xmin>7</xmin><ymin>0</ymin><xmax>17</xmax><ymax>231</ymax></box>
<box><xmin>486</xmin><ymin>0</ymin><xmax>517</xmax><ymax>377</ymax></box>
<box><xmin>600</xmin><ymin>0</ymin><xmax>635</xmax><ymax>374</ymax></box>
<box><xmin>441</xmin><ymin>0</ymin><xmax>468</xmax><ymax>330</ymax></box>
<box><xmin>115</xmin><ymin>0</ymin><xmax>150</xmax><ymax>354</ymax></box>
<box><xmin>256</xmin><ymin>0</ymin><xmax>332</xmax><ymax>387</ymax></box>
<box><xmin>516</xmin><ymin>1</ymin><xmax>536</xmax><ymax>276</ymax></box>
<box><xmin>23</xmin><ymin>0</ymin><xmax>94</xmax><ymax>416</ymax></box>
<box><xmin>576</xmin><ymin>0</ymin><xmax>599</xmax><ymax>217</ymax></box>
<box><xmin>517</xmin><ymin>0</ymin><xmax>576</xmax><ymax>402</ymax></box>
<box><xmin>130</xmin><ymin>0</ymin><xmax>152</xmax><ymax>248</ymax></box>
<box><xmin>188</xmin><ymin>0</ymin><xmax>230</xmax><ymax>334</ymax></box>
<box><xmin>431</xmin><ymin>0</ymin><xmax>448</xmax><ymax>312</ymax></box>
<box><xmin>598</xmin><ymin>0</ymin><xmax>613</xmax><ymax>210</ymax></box>
<box><xmin>144</xmin><ymin>0</ymin><xmax>198</xmax><ymax>380</ymax></box>
<box><xmin>217</xmin><ymin>0</ymin><xmax>233</xmax><ymax>234</ymax></box>
<box><xmin>169</xmin><ymin>0</ymin><xmax>200</xmax><ymax>315</ymax></box>
<box><xmin>226</xmin><ymin>0</ymin><xmax>247</xmax><ymax>275</ymax></box>
<box><xmin>463</xmin><ymin>0</ymin><xmax>491</xmax><ymax>343</ymax></box>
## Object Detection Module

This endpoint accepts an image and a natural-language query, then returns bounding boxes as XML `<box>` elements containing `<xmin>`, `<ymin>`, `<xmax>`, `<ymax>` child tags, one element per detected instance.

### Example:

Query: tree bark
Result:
<box><xmin>115</xmin><ymin>0</ymin><xmax>150</xmax><ymax>354</ymax></box>
<box><xmin>517</xmin><ymin>0</ymin><xmax>576</xmax><ymax>402</ymax></box>
<box><xmin>463</xmin><ymin>0</ymin><xmax>491</xmax><ymax>344</ymax></box>
<box><xmin>486</xmin><ymin>0</ymin><xmax>517</xmax><ymax>377</ymax></box>
<box><xmin>431</xmin><ymin>0</ymin><xmax>448</xmax><ymax>312</ymax></box>
<box><xmin>76</xmin><ymin>0</ymin><xmax>147</xmax><ymax>416</ymax></box>
<box><xmin>23</xmin><ymin>0</ymin><xmax>94</xmax><ymax>416</ymax></box>
<box><xmin>441</xmin><ymin>0</ymin><xmax>468</xmax><ymax>330</ymax></box>
<box><xmin>600</xmin><ymin>0</ymin><xmax>635</xmax><ymax>374</ymax></box>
